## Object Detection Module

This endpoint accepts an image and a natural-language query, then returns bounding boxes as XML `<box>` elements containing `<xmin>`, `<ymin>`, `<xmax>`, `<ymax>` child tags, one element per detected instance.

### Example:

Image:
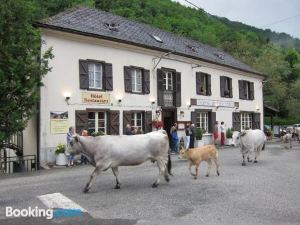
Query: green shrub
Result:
<box><xmin>195</xmin><ymin>128</ymin><xmax>203</xmax><ymax>140</ymax></box>
<box><xmin>226</xmin><ymin>128</ymin><xmax>234</xmax><ymax>139</ymax></box>
<box><xmin>91</xmin><ymin>131</ymin><xmax>105</xmax><ymax>137</ymax></box>
<box><xmin>55</xmin><ymin>143</ymin><xmax>65</xmax><ymax>155</ymax></box>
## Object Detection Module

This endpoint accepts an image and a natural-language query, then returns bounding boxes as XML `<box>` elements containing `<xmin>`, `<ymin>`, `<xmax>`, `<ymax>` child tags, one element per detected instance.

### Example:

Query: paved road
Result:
<box><xmin>0</xmin><ymin>142</ymin><xmax>300</xmax><ymax>225</ymax></box>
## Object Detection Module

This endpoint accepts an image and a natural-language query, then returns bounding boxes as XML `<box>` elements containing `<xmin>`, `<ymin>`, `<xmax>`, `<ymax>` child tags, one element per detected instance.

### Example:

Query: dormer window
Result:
<box><xmin>104</xmin><ymin>22</ymin><xmax>119</xmax><ymax>32</ymax></box>
<box><xmin>151</xmin><ymin>34</ymin><xmax>163</xmax><ymax>43</ymax></box>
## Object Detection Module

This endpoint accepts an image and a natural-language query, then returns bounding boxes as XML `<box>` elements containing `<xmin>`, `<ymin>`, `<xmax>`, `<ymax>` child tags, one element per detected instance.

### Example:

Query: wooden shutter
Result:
<box><xmin>239</xmin><ymin>80</ymin><xmax>245</xmax><ymax>99</ymax></box>
<box><xmin>229</xmin><ymin>78</ymin><xmax>233</xmax><ymax>98</ymax></box>
<box><xmin>108</xmin><ymin>110</ymin><xmax>119</xmax><ymax>135</ymax></box>
<box><xmin>123</xmin><ymin>111</ymin><xmax>132</xmax><ymax>134</ymax></box>
<box><xmin>104</xmin><ymin>63</ymin><xmax>113</xmax><ymax>91</ymax></box>
<box><xmin>220</xmin><ymin>76</ymin><xmax>225</xmax><ymax>97</ymax></box>
<box><xmin>175</xmin><ymin>71</ymin><xmax>181</xmax><ymax>107</ymax></box>
<box><xmin>207</xmin><ymin>74</ymin><xmax>212</xmax><ymax>96</ymax></box>
<box><xmin>249</xmin><ymin>82</ymin><xmax>254</xmax><ymax>100</ymax></box>
<box><xmin>144</xmin><ymin>111</ymin><xmax>153</xmax><ymax>133</ymax></box>
<box><xmin>252</xmin><ymin>113</ymin><xmax>260</xmax><ymax>129</ymax></box>
<box><xmin>143</xmin><ymin>69</ymin><xmax>150</xmax><ymax>94</ymax></box>
<box><xmin>196</xmin><ymin>72</ymin><xmax>201</xmax><ymax>94</ymax></box>
<box><xmin>209</xmin><ymin>112</ymin><xmax>216</xmax><ymax>133</ymax></box>
<box><xmin>191</xmin><ymin>111</ymin><xmax>197</xmax><ymax>125</ymax></box>
<box><xmin>232</xmin><ymin>112</ymin><xmax>241</xmax><ymax>132</ymax></box>
<box><xmin>124</xmin><ymin>66</ymin><xmax>132</xmax><ymax>93</ymax></box>
<box><xmin>75</xmin><ymin>110</ymin><xmax>88</xmax><ymax>134</ymax></box>
<box><xmin>157</xmin><ymin>69</ymin><xmax>164</xmax><ymax>106</ymax></box>
<box><xmin>79</xmin><ymin>60</ymin><xmax>89</xmax><ymax>89</ymax></box>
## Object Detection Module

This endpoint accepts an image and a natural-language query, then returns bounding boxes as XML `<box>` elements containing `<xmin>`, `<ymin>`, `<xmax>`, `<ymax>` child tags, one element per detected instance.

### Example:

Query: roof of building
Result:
<box><xmin>37</xmin><ymin>7</ymin><xmax>264</xmax><ymax>76</ymax></box>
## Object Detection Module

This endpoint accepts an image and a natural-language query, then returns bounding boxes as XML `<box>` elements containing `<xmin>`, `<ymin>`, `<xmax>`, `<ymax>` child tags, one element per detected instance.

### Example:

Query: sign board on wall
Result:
<box><xmin>50</xmin><ymin>111</ymin><xmax>68</xmax><ymax>134</ymax></box>
<box><xmin>82</xmin><ymin>92</ymin><xmax>110</xmax><ymax>104</ymax></box>
<box><xmin>191</xmin><ymin>98</ymin><xmax>236</xmax><ymax>108</ymax></box>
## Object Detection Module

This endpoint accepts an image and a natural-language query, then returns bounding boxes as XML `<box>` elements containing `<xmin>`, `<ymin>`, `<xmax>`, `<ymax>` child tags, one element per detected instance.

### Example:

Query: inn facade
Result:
<box><xmin>21</xmin><ymin>7</ymin><xmax>265</xmax><ymax>165</ymax></box>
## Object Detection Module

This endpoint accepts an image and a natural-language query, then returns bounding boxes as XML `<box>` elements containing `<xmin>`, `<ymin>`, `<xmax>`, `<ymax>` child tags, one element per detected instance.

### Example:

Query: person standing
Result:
<box><xmin>124</xmin><ymin>124</ymin><xmax>133</xmax><ymax>135</ymax></box>
<box><xmin>214</xmin><ymin>121</ymin><xmax>219</xmax><ymax>145</ymax></box>
<box><xmin>170</xmin><ymin>123</ymin><xmax>179</xmax><ymax>154</ymax></box>
<box><xmin>80</xmin><ymin>129</ymin><xmax>89</xmax><ymax>165</ymax></box>
<box><xmin>66</xmin><ymin>126</ymin><xmax>75</xmax><ymax>166</ymax></box>
<box><xmin>220</xmin><ymin>121</ymin><xmax>226</xmax><ymax>146</ymax></box>
<box><xmin>185</xmin><ymin>123</ymin><xmax>191</xmax><ymax>149</ymax></box>
<box><xmin>189</xmin><ymin>124</ymin><xmax>195</xmax><ymax>148</ymax></box>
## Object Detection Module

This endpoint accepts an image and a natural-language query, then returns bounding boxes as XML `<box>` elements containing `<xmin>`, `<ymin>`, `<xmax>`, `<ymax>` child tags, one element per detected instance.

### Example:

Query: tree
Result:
<box><xmin>0</xmin><ymin>0</ymin><xmax>53</xmax><ymax>145</ymax></box>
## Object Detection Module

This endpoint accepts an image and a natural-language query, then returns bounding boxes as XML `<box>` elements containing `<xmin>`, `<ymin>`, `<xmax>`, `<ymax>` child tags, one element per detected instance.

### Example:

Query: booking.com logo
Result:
<box><xmin>6</xmin><ymin>207</ymin><xmax>83</xmax><ymax>220</ymax></box>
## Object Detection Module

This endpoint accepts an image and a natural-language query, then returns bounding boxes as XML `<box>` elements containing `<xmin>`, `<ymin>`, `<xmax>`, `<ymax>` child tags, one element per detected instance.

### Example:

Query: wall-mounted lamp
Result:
<box><xmin>63</xmin><ymin>92</ymin><xmax>71</xmax><ymax>105</ymax></box>
<box><xmin>151</xmin><ymin>101</ymin><xmax>155</xmax><ymax>105</ymax></box>
<box><xmin>155</xmin><ymin>109</ymin><xmax>161</xmax><ymax>117</ymax></box>
<box><xmin>215</xmin><ymin>102</ymin><xmax>219</xmax><ymax>110</ymax></box>
<box><xmin>256</xmin><ymin>106</ymin><xmax>260</xmax><ymax>111</ymax></box>
<box><xmin>179</xmin><ymin>110</ymin><xmax>185</xmax><ymax>117</ymax></box>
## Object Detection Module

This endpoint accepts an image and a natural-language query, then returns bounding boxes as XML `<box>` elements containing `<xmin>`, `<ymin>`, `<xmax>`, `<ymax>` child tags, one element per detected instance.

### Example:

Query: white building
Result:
<box><xmin>23</xmin><ymin>7</ymin><xmax>264</xmax><ymax>165</ymax></box>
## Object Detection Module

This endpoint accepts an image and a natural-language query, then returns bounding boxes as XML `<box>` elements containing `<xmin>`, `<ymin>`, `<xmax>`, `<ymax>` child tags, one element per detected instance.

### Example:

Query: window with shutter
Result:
<box><xmin>232</xmin><ymin>112</ymin><xmax>241</xmax><ymax>132</ymax></box>
<box><xmin>175</xmin><ymin>72</ymin><xmax>181</xmax><ymax>107</ymax></box>
<box><xmin>239</xmin><ymin>80</ymin><xmax>254</xmax><ymax>100</ymax></box>
<box><xmin>79</xmin><ymin>60</ymin><xmax>113</xmax><ymax>91</ymax></box>
<box><xmin>131</xmin><ymin>68</ymin><xmax>142</xmax><ymax>93</ymax></box>
<box><xmin>196</xmin><ymin>72</ymin><xmax>212</xmax><ymax>96</ymax></box>
<box><xmin>124</xmin><ymin>66</ymin><xmax>132</xmax><ymax>93</ymax></box>
<box><xmin>220</xmin><ymin>76</ymin><xmax>232</xmax><ymax>98</ymax></box>
<box><xmin>143</xmin><ymin>70</ymin><xmax>150</xmax><ymax>94</ymax></box>
<box><xmin>108</xmin><ymin>111</ymin><xmax>120</xmax><ymax>135</ymax></box>
<box><xmin>157</xmin><ymin>69</ymin><xmax>164</xmax><ymax>106</ymax></box>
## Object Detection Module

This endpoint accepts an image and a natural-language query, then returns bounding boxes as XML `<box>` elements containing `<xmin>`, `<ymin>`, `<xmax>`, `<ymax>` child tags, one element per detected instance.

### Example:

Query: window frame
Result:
<box><xmin>163</xmin><ymin>71</ymin><xmax>173</xmax><ymax>91</ymax></box>
<box><xmin>196</xmin><ymin>111</ymin><xmax>209</xmax><ymax>133</ymax></box>
<box><xmin>131</xmin><ymin>112</ymin><xmax>143</xmax><ymax>130</ymax></box>
<box><xmin>88</xmin><ymin>111</ymin><xmax>107</xmax><ymax>134</ymax></box>
<box><xmin>240</xmin><ymin>112</ymin><xmax>252</xmax><ymax>131</ymax></box>
<box><xmin>131</xmin><ymin>68</ymin><xmax>143</xmax><ymax>93</ymax></box>
<box><xmin>88</xmin><ymin>62</ymin><xmax>103</xmax><ymax>90</ymax></box>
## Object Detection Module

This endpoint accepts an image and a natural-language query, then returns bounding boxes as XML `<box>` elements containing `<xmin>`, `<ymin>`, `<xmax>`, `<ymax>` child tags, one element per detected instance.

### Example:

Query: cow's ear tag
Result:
<box><xmin>74</xmin><ymin>136</ymin><xmax>79</xmax><ymax>142</ymax></box>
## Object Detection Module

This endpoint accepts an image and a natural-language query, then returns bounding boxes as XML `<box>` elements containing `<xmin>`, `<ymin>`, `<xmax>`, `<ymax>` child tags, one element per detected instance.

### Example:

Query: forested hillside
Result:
<box><xmin>14</xmin><ymin>0</ymin><xmax>300</xmax><ymax>123</ymax></box>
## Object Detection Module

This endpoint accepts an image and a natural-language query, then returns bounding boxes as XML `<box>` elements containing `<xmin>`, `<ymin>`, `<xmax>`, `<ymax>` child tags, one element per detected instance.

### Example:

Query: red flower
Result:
<box><xmin>152</xmin><ymin>120</ymin><xmax>163</xmax><ymax>129</ymax></box>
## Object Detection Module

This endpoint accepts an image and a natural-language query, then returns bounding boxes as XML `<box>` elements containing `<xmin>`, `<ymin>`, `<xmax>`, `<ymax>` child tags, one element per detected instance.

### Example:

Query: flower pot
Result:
<box><xmin>56</xmin><ymin>153</ymin><xmax>68</xmax><ymax>166</ymax></box>
<box><xmin>225</xmin><ymin>138</ymin><xmax>233</xmax><ymax>146</ymax></box>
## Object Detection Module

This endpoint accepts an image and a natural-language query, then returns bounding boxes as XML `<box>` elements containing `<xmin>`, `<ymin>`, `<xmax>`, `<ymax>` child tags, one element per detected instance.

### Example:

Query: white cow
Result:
<box><xmin>67</xmin><ymin>130</ymin><xmax>171</xmax><ymax>192</ymax></box>
<box><xmin>232</xmin><ymin>129</ymin><xmax>266</xmax><ymax>166</ymax></box>
<box><xmin>296</xmin><ymin>127</ymin><xmax>300</xmax><ymax>143</ymax></box>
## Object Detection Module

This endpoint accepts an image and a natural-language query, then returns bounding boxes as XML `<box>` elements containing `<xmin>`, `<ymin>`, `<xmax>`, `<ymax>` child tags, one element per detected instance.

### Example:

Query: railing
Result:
<box><xmin>3</xmin><ymin>132</ymin><xmax>23</xmax><ymax>156</ymax></box>
<box><xmin>0</xmin><ymin>155</ymin><xmax>36</xmax><ymax>174</ymax></box>
<box><xmin>163</xmin><ymin>91</ymin><xmax>174</xmax><ymax>107</ymax></box>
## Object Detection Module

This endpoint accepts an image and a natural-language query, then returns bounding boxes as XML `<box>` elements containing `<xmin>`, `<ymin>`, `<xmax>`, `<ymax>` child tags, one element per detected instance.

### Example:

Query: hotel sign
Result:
<box><xmin>82</xmin><ymin>92</ymin><xmax>110</xmax><ymax>104</ymax></box>
<box><xmin>191</xmin><ymin>98</ymin><xmax>236</xmax><ymax>108</ymax></box>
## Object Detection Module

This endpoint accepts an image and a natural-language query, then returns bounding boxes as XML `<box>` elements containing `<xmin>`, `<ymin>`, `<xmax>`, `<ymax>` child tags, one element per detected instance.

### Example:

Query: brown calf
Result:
<box><xmin>180</xmin><ymin>145</ymin><xmax>220</xmax><ymax>179</ymax></box>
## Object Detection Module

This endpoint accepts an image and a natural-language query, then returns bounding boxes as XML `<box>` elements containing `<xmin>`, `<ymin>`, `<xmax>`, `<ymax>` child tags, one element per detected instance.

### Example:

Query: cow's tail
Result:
<box><xmin>262</xmin><ymin>143</ymin><xmax>266</xmax><ymax>151</ymax></box>
<box><xmin>167</xmin><ymin>152</ymin><xmax>172</xmax><ymax>175</ymax></box>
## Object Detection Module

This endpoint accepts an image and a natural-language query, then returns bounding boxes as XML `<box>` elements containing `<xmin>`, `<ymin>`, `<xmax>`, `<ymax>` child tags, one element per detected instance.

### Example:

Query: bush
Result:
<box><xmin>55</xmin><ymin>143</ymin><xmax>65</xmax><ymax>155</ymax></box>
<box><xmin>91</xmin><ymin>131</ymin><xmax>105</xmax><ymax>137</ymax></box>
<box><xmin>195</xmin><ymin>128</ymin><xmax>203</xmax><ymax>140</ymax></box>
<box><xmin>226</xmin><ymin>128</ymin><xmax>234</xmax><ymax>139</ymax></box>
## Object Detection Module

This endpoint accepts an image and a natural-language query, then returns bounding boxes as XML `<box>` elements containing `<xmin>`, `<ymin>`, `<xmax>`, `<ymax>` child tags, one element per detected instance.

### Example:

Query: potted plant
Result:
<box><xmin>55</xmin><ymin>143</ymin><xmax>67</xmax><ymax>166</ymax></box>
<box><xmin>91</xmin><ymin>131</ymin><xmax>104</xmax><ymax>137</ymax></box>
<box><xmin>225</xmin><ymin>128</ymin><xmax>234</xmax><ymax>146</ymax></box>
<box><xmin>195</xmin><ymin>128</ymin><xmax>204</xmax><ymax>147</ymax></box>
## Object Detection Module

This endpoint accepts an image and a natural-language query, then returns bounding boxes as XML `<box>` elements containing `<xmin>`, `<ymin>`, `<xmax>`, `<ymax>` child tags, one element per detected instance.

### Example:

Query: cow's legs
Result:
<box><xmin>152</xmin><ymin>159</ymin><xmax>166</xmax><ymax>188</ymax></box>
<box><xmin>214</xmin><ymin>158</ymin><xmax>220</xmax><ymax>176</ymax></box>
<box><xmin>194</xmin><ymin>162</ymin><xmax>200</xmax><ymax>179</ymax></box>
<box><xmin>242</xmin><ymin>155</ymin><xmax>246</xmax><ymax>166</ymax></box>
<box><xmin>189</xmin><ymin>161</ymin><xmax>196</xmax><ymax>177</ymax></box>
<box><xmin>254</xmin><ymin>149</ymin><xmax>262</xmax><ymax>163</ymax></box>
<box><xmin>112</xmin><ymin>167</ymin><xmax>121</xmax><ymax>189</ymax></box>
<box><xmin>84</xmin><ymin>166</ymin><xmax>101</xmax><ymax>193</ymax></box>
<box><xmin>206</xmin><ymin>159</ymin><xmax>212</xmax><ymax>177</ymax></box>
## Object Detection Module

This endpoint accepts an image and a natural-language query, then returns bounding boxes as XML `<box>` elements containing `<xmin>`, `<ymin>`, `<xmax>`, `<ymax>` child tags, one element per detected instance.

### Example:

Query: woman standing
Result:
<box><xmin>66</xmin><ymin>126</ymin><xmax>75</xmax><ymax>166</ymax></box>
<box><xmin>220</xmin><ymin>121</ymin><xmax>226</xmax><ymax>146</ymax></box>
<box><xmin>214</xmin><ymin>121</ymin><xmax>219</xmax><ymax>145</ymax></box>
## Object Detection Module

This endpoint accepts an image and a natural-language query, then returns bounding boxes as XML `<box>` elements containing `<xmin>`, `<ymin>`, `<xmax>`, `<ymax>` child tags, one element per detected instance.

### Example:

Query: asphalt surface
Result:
<box><xmin>0</xmin><ymin>141</ymin><xmax>300</xmax><ymax>225</ymax></box>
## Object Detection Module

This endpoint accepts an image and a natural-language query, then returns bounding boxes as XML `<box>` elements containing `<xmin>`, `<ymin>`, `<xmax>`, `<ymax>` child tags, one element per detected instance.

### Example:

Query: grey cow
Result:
<box><xmin>67</xmin><ymin>130</ymin><xmax>171</xmax><ymax>193</ymax></box>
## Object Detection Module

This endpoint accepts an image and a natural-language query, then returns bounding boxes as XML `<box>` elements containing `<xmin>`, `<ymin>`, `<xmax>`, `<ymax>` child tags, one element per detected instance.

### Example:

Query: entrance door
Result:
<box><xmin>162</xmin><ymin>108</ymin><xmax>176</xmax><ymax>147</ymax></box>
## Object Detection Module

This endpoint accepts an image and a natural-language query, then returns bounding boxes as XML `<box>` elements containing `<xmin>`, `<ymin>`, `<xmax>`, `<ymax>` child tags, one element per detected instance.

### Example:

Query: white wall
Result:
<box><xmin>37</xmin><ymin>29</ymin><xmax>264</xmax><ymax>163</ymax></box>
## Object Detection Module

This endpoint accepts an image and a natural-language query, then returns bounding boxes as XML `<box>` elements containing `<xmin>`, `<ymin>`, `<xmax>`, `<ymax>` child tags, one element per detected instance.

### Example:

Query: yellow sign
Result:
<box><xmin>51</xmin><ymin>119</ymin><xmax>68</xmax><ymax>134</ymax></box>
<box><xmin>82</xmin><ymin>92</ymin><xmax>110</xmax><ymax>104</ymax></box>
<box><xmin>50</xmin><ymin>111</ymin><xmax>68</xmax><ymax>134</ymax></box>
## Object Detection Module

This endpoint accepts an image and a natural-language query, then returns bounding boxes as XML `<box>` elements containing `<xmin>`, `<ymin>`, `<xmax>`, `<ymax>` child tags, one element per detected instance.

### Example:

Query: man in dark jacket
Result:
<box><xmin>189</xmin><ymin>123</ymin><xmax>195</xmax><ymax>148</ymax></box>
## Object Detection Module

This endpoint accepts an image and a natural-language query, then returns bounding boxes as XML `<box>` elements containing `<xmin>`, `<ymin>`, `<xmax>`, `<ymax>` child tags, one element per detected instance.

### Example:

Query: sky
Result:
<box><xmin>174</xmin><ymin>0</ymin><xmax>300</xmax><ymax>39</ymax></box>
